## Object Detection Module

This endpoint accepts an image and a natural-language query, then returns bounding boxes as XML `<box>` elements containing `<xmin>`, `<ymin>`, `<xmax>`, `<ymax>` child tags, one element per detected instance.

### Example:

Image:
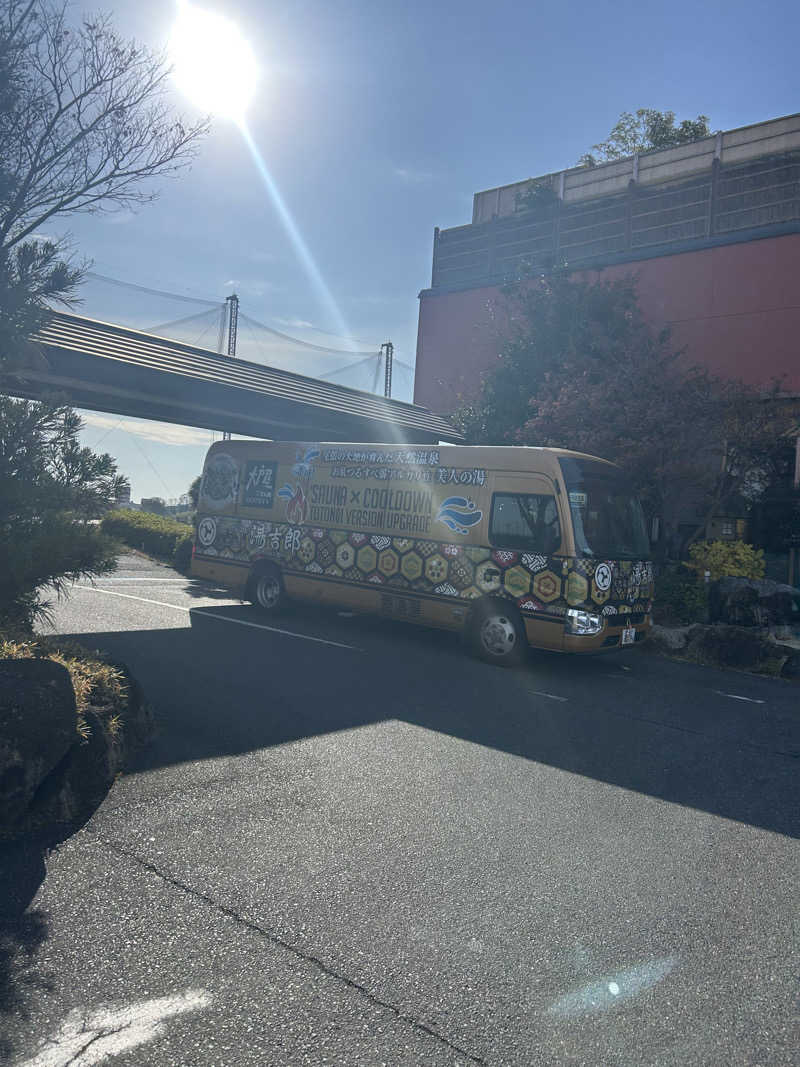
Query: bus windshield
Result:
<box><xmin>559</xmin><ymin>457</ymin><xmax>650</xmax><ymax>561</ymax></box>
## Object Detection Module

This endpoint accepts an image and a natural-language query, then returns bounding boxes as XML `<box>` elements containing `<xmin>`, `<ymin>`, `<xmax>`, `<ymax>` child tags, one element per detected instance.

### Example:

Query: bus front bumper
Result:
<box><xmin>562</xmin><ymin>615</ymin><xmax>652</xmax><ymax>653</ymax></box>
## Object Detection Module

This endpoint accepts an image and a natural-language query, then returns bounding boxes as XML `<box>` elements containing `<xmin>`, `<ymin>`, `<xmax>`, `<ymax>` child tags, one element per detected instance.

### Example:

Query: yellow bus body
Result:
<box><xmin>191</xmin><ymin>441</ymin><xmax>654</xmax><ymax>653</ymax></box>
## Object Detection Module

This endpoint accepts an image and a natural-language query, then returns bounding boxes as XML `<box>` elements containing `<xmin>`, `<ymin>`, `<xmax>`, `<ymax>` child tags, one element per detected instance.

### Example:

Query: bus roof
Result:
<box><xmin>204</xmin><ymin>440</ymin><xmax>619</xmax><ymax>474</ymax></box>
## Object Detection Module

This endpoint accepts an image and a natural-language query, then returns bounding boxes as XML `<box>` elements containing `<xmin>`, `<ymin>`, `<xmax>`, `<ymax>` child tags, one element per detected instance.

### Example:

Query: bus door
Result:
<box><xmin>486</xmin><ymin>472</ymin><xmax>567</xmax><ymax>651</ymax></box>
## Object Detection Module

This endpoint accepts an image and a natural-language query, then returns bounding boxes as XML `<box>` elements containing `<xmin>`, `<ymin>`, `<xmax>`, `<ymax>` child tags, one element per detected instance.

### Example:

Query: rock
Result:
<box><xmin>685</xmin><ymin>624</ymin><xmax>793</xmax><ymax>677</ymax></box>
<box><xmin>0</xmin><ymin>659</ymin><xmax>76</xmax><ymax>834</ymax></box>
<box><xmin>646</xmin><ymin>624</ymin><xmax>690</xmax><ymax>653</ymax></box>
<box><xmin>708</xmin><ymin>577</ymin><xmax>800</xmax><ymax>629</ymax></box>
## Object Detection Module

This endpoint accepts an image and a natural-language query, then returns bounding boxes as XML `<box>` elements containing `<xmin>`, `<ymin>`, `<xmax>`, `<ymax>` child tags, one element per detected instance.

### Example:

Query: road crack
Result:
<box><xmin>102</xmin><ymin>838</ymin><xmax>487</xmax><ymax>1066</ymax></box>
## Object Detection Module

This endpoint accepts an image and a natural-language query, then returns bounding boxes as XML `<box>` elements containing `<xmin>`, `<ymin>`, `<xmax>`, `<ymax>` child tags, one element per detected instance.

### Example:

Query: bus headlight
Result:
<box><xmin>565</xmin><ymin>608</ymin><xmax>604</xmax><ymax>635</ymax></box>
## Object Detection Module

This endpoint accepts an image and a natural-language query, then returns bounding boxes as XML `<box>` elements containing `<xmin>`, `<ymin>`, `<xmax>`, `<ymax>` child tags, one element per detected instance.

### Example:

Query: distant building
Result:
<box><xmin>415</xmin><ymin>112</ymin><xmax>800</xmax><ymax>414</ymax></box>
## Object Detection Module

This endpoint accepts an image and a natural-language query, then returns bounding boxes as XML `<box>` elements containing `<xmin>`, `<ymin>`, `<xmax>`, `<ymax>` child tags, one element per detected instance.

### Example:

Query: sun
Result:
<box><xmin>170</xmin><ymin>2</ymin><xmax>258</xmax><ymax>121</ymax></box>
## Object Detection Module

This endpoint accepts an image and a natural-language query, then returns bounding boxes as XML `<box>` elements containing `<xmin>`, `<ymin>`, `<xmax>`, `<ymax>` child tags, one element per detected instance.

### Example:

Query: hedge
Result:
<box><xmin>101</xmin><ymin>510</ymin><xmax>193</xmax><ymax>573</ymax></box>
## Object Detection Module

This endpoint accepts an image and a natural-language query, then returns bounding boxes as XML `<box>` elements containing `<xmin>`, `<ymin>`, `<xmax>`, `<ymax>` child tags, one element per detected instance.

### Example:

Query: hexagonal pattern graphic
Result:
<box><xmin>349</xmin><ymin>531</ymin><xmax>368</xmax><ymax>547</ymax></box>
<box><xmin>400</xmin><ymin>551</ymin><xmax>423</xmax><ymax>581</ymax></box>
<box><xmin>504</xmin><ymin>565</ymin><xmax>531</xmax><ymax>599</ymax></box>
<box><xmin>449</xmin><ymin>558</ymin><xmax>474</xmax><ymax>590</ymax></box>
<box><xmin>532</xmin><ymin>569</ymin><xmax>561</xmax><ymax>603</ymax></box>
<box><xmin>424</xmin><ymin>554</ymin><xmax>448</xmax><ymax>583</ymax></box>
<box><xmin>566</xmin><ymin>571</ymin><xmax>589</xmax><ymax>606</ymax></box>
<box><xmin>324</xmin><ymin>564</ymin><xmax>342</xmax><ymax>577</ymax></box>
<box><xmin>492</xmin><ymin>549</ymin><xmax>518</xmax><ymax>568</ymax></box>
<box><xmin>464</xmin><ymin>546</ymin><xmax>491</xmax><ymax>564</ymax></box>
<box><xmin>357</xmin><ymin>545</ymin><xmax>377</xmax><ymax>574</ymax></box>
<box><xmin>475</xmin><ymin>559</ymin><xmax>501</xmax><ymax>593</ymax></box>
<box><xmin>462</xmin><ymin>585</ymin><xmax>482</xmax><ymax>600</ymax></box>
<box><xmin>297</xmin><ymin>537</ymin><xmax>316</xmax><ymax>565</ymax></box>
<box><xmin>378</xmin><ymin>549</ymin><xmax>399</xmax><ymax>577</ymax></box>
<box><xmin>316</xmin><ymin>538</ymin><xmax>335</xmax><ymax>568</ymax></box>
<box><xmin>591</xmin><ymin>579</ymin><xmax>611</xmax><ymax>605</ymax></box>
<box><xmin>392</xmin><ymin>538</ymin><xmax>414</xmax><ymax>554</ymax></box>
<box><xmin>336</xmin><ymin>542</ymin><xmax>355</xmax><ymax>569</ymax></box>
<box><xmin>329</xmin><ymin>529</ymin><xmax>348</xmax><ymax>545</ymax></box>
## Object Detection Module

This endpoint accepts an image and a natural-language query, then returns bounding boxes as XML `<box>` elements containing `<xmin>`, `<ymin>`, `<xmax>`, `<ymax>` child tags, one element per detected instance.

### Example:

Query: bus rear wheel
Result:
<box><xmin>249</xmin><ymin>565</ymin><xmax>284</xmax><ymax>613</ymax></box>
<box><xmin>469</xmin><ymin>600</ymin><xmax>525</xmax><ymax>666</ymax></box>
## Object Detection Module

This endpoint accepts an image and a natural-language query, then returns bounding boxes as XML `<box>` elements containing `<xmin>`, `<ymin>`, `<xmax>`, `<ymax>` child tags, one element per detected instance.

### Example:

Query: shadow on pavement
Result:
<box><xmin>180</xmin><ymin>579</ymin><xmax>243</xmax><ymax>601</ymax></box>
<box><xmin>59</xmin><ymin>607</ymin><xmax>800</xmax><ymax>839</ymax></box>
<box><xmin>0</xmin><ymin>838</ymin><xmax>53</xmax><ymax>1061</ymax></box>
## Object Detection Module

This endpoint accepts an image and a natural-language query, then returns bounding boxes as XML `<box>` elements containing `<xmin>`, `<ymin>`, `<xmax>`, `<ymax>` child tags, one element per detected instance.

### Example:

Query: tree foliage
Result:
<box><xmin>579</xmin><ymin>109</ymin><xmax>711</xmax><ymax>167</ymax></box>
<box><xmin>454</xmin><ymin>271</ymin><xmax>789</xmax><ymax>548</ymax></box>
<box><xmin>0</xmin><ymin>1</ymin><xmax>208</xmax><ymax>627</ymax></box>
<box><xmin>0</xmin><ymin>0</ymin><xmax>208</xmax><ymax>365</ymax></box>
<box><xmin>0</xmin><ymin>397</ymin><xmax>128</xmax><ymax>628</ymax></box>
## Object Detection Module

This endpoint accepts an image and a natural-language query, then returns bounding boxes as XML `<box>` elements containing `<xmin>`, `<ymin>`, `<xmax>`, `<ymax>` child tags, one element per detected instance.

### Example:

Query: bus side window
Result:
<box><xmin>490</xmin><ymin>493</ymin><xmax>561</xmax><ymax>554</ymax></box>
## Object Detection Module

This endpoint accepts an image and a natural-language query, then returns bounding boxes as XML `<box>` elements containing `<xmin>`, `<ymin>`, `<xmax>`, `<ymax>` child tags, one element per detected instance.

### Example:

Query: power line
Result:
<box><xmin>86</xmin><ymin>271</ymin><xmax>220</xmax><ymax>308</ymax></box>
<box><xmin>146</xmin><ymin>308</ymin><xmax>222</xmax><ymax>335</ymax></box>
<box><xmin>86</xmin><ymin>270</ymin><xmax>412</xmax><ymax>368</ymax></box>
<box><xmin>122</xmin><ymin>428</ymin><xmax>177</xmax><ymax>498</ymax></box>
<box><xmin>239</xmin><ymin>311</ymin><xmax>376</xmax><ymax>358</ymax></box>
<box><xmin>320</xmin><ymin>354</ymin><xmax>382</xmax><ymax>382</ymax></box>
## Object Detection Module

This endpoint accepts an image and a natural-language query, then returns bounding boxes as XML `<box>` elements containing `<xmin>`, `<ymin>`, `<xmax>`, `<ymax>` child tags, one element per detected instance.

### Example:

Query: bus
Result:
<box><xmin>191</xmin><ymin>440</ymin><xmax>653</xmax><ymax>664</ymax></box>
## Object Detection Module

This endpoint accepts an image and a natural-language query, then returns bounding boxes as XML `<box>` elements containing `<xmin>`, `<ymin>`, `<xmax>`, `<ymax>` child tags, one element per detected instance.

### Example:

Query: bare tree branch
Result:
<box><xmin>0</xmin><ymin>0</ymin><xmax>209</xmax><ymax>249</ymax></box>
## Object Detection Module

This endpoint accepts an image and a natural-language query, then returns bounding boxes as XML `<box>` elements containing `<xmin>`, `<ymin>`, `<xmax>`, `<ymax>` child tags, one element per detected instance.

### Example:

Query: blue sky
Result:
<box><xmin>54</xmin><ymin>0</ymin><xmax>797</xmax><ymax>501</ymax></box>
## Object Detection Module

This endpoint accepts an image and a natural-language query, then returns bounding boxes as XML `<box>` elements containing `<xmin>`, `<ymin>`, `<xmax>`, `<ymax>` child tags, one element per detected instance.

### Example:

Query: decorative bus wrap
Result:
<box><xmin>193</xmin><ymin>441</ymin><xmax>654</xmax><ymax>659</ymax></box>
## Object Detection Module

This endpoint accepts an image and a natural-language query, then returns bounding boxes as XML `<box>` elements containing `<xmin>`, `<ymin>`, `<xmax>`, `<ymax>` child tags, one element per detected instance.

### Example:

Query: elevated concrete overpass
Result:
<box><xmin>6</xmin><ymin>311</ymin><xmax>460</xmax><ymax>444</ymax></box>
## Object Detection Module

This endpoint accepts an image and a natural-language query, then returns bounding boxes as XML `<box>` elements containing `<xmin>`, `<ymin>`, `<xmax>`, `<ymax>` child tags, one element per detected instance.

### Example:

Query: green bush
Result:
<box><xmin>101</xmin><ymin>510</ymin><xmax>194</xmax><ymax>573</ymax></box>
<box><xmin>653</xmin><ymin>567</ymin><xmax>709</xmax><ymax>626</ymax></box>
<box><xmin>172</xmin><ymin>534</ymin><xmax>194</xmax><ymax>574</ymax></box>
<box><xmin>685</xmin><ymin>540</ymin><xmax>765</xmax><ymax>583</ymax></box>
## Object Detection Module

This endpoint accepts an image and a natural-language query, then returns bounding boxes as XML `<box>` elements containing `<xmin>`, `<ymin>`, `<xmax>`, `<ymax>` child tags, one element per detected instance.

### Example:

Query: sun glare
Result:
<box><xmin>170</xmin><ymin>2</ymin><xmax>258</xmax><ymax>120</ymax></box>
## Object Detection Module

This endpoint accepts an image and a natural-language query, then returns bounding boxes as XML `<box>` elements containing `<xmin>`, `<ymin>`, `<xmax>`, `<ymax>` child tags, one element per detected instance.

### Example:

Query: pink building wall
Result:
<box><xmin>414</xmin><ymin>233</ymin><xmax>800</xmax><ymax>414</ymax></box>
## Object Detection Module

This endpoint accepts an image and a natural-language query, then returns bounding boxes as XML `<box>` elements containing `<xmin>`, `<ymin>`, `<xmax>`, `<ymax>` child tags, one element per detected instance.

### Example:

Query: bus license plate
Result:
<box><xmin>621</xmin><ymin>626</ymin><xmax>636</xmax><ymax>646</ymax></box>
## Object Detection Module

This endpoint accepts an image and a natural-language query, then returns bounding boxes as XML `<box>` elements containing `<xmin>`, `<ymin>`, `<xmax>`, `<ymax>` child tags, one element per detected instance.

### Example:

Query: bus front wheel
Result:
<box><xmin>248</xmin><ymin>565</ymin><xmax>285</xmax><ymax>613</ymax></box>
<box><xmin>469</xmin><ymin>600</ymin><xmax>526</xmax><ymax>666</ymax></box>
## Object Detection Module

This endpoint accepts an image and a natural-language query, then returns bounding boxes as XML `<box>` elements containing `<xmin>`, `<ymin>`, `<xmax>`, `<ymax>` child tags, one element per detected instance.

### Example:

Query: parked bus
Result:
<box><xmin>191</xmin><ymin>441</ymin><xmax>653</xmax><ymax>664</ymax></box>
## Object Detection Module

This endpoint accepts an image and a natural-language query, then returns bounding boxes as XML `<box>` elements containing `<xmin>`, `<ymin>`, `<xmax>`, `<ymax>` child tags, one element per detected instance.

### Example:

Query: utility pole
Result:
<box><xmin>222</xmin><ymin>293</ymin><xmax>239</xmax><ymax>441</ymax></box>
<box><xmin>381</xmin><ymin>341</ymin><xmax>393</xmax><ymax>399</ymax></box>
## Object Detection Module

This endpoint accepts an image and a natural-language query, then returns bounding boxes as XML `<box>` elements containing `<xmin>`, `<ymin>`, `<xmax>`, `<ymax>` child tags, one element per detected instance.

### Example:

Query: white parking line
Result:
<box><xmin>196</xmin><ymin>610</ymin><xmax>362</xmax><ymax>651</ymax></box>
<box><xmin>93</xmin><ymin>578</ymin><xmax>190</xmax><ymax>582</ymax></box>
<box><xmin>712</xmin><ymin>690</ymin><xmax>765</xmax><ymax>705</ymax></box>
<box><xmin>80</xmin><ymin>586</ymin><xmax>361</xmax><ymax>651</ymax></box>
<box><xmin>81</xmin><ymin>586</ymin><xmax>190</xmax><ymax>611</ymax></box>
<box><xmin>530</xmin><ymin>691</ymin><xmax>568</xmax><ymax>702</ymax></box>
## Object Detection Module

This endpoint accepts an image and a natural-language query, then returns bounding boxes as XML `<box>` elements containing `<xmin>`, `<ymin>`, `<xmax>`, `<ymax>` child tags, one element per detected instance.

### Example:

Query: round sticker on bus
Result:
<box><xmin>197</xmin><ymin>516</ymin><xmax>217</xmax><ymax>547</ymax></box>
<box><xmin>595</xmin><ymin>562</ymin><xmax>612</xmax><ymax>591</ymax></box>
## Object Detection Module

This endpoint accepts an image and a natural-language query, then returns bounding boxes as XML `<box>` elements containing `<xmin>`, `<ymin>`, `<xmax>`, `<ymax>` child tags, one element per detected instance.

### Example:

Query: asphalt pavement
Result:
<box><xmin>1</xmin><ymin>553</ymin><xmax>798</xmax><ymax>1066</ymax></box>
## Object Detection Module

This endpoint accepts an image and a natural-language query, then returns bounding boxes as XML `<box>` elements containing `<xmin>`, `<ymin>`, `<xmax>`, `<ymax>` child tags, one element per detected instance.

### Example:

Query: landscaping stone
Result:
<box><xmin>647</xmin><ymin>624</ymin><xmax>690</xmax><ymax>654</ymax></box>
<box><xmin>0</xmin><ymin>659</ymin><xmax>76</xmax><ymax>834</ymax></box>
<box><xmin>0</xmin><ymin>655</ymin><xmax>153</xmax><ymax>842</ymax></box>
<box><xmin>684</xmin><ymin>624</ymin><xmax>796</xmax><ymax>678</ymax></box>
<box><xmin>645</xmin><ymin>622</ymin><xmax>800</xmax><ymax>680</ymax></box>
<box><xmin>708</xmin><ymin>577</ymin><xmax>800</xmax><ymax>629</ymax></box>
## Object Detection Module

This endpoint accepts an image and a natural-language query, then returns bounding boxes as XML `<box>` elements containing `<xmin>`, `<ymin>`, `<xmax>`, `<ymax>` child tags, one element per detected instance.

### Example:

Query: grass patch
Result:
<box><xmin>0</xmin><ymin>633</ymin><xmax>131</xmax><ymax>740</ymax></box>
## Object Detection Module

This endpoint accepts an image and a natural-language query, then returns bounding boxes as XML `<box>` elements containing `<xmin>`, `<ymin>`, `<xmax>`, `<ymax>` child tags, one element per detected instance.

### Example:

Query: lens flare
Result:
<box><xmin>238</xmin><ymin>122</ymin><xmax>355</xmax><ymax>348</ymax></box>
<box><xmin>170</xmin><ymin>2</ymin><xmax>258</xmax><ymax>120</ymax></box>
